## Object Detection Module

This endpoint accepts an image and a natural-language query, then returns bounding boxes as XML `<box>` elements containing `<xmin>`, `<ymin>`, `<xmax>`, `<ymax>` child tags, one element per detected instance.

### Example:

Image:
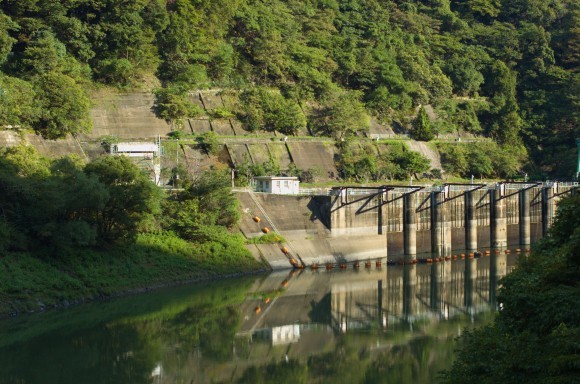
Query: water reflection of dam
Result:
<box><xmin>237</xmin><ymin>254</ymin><xmax>517</xmax><ymax>343</ymax></box>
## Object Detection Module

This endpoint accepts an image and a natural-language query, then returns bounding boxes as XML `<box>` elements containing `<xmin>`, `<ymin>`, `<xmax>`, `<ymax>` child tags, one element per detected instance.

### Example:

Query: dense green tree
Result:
<box><xmin>0</xmin><ymin>0</ymin><xmax>576</xmax><ymax>178</ymax></box>
<box><xmin>239</xmin><ymin>87</ymin><xmax>306</xmax><ymax>135</ymax></box>
<box><xmin>396</xmin><ymin>149</ymin><xmax>431</xmax><ymax>178</ymax></box>
<box><xmin>188</xmin><ymin>167</ymin><xmax>240</xmax><ymax>229</ymax></box>
<box><xmin>311</xmin><ymin>90</ymin><xmax>369</xmax><ymax>139</ymax></box>
<box><xmin>441</xmin><ymin>194</ymin><xmax>580</xmax><ymax>384</ymax></box>
<box><xmin>196</xmin><ymin>131</ymin><xmax>221</xmax><ymax>155</ymax></box>
<box><xmin>152</xmin><ymin>86</ymin><xmax>203</xmax><ymax>124</ymax></box>
<box><xmin>443</xmin><ymin>54</ymin><xmax>484</xmax><ymax>96</ymax></box>
<box><xmin>0</xmin><ymin>10</ymin><xmax>17</xmax><ymax>65</ymax></box>
<box><xmin>20</xmin><ymin>29</ymin><xmax>67</xmax><ymax>76</ymax></box>
<box><xmin>0</xmin><ymin>74</ymin><xmax>39</xmax><ymax>127</ymax></box>
<box><xmin>84</xmin><ymin>156</ymin><xmax>162</xmax><ymax>244</ymax></box>
<box><xmin>32</xmin><ymin>72</ymin><xmax>91</xmax><ymax>139</ymax></box>
<box><xmin>411</xmin><ymin>106</ymin><xmax>434</xmax><ymax>141</ymax></box>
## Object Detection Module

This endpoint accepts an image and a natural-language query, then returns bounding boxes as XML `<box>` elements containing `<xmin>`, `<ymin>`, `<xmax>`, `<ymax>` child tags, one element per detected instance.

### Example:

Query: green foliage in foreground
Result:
<box><xmin>246</xmin><ymin>233</ymin><xmax>286</xmax><ymax>244</ymax></box>
<box><xmin>0</xmin><ymin>146</ymin><xmax>264</xmax><ymax>316</ymax></box>
<box><xmin>336</xmin><ymin>141</ymin><xmax>431</xmax><ymax>182</ymax></box>
<box><xmin>0</xmin><ymin>232</ymin><xmax>261</xmax><ymax>317</ymax></box>
<box><xmin>438</xmin><ymin>141</ymin><xmax>527</xmax><ymax>179</ymax></box>
<box><xmin>0</xmin><ymin>0</ymin><xmax>576</xmax><ymax>176</ymax></box>
<box><xmin>440</xmin><ymin>194</ymin><xmax>580</xmax><ymax>384</ymax></box>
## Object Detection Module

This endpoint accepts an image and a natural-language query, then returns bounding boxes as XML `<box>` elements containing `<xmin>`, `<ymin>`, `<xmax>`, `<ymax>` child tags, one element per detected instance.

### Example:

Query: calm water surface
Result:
<box><xmin>0</xmin><ymin>254</ymin><xmax>518</xmax><ymax>384</ymax></box>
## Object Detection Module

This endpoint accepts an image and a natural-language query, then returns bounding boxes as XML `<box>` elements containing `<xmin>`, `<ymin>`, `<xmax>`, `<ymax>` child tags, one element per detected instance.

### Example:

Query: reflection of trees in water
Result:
<box><xmin>0</xmin><ymin>321</ymin><xmax>158</xmax><ymax>384</ymax></box>
<box><xmin>230</xmin><ymin>333</ymin><xmax>456</xmax><ymax>384</ymax></box>
<box><xmin>160</xmin><ymin>304</ymin><xmax>240</xmax><ymax>361</ymax></box>
<box><xmin>236</xmin><ymin>359</ymin><xmax>308</xmax><ymax>384</ymax></box>
<box><xmin>0</xmin><ymin>278</ymin><xmax>253</xmax><ymax>384</ymax></box>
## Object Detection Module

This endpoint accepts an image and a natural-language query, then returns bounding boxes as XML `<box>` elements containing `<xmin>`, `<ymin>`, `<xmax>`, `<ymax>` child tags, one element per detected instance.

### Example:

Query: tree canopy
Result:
<box><xmin>0</xmin><ymin>0</ymin><xmax>577</xmax><ymax>176</ymax></box>
<box><xmin>440</xmin><ymin>193</ymin><xmax>580</xmax><ymax>384</ymax></box>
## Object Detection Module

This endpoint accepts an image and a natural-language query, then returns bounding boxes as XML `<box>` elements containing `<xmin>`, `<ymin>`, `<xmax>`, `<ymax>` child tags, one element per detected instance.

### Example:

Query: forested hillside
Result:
<box><xmin>0</xmin><ymin>0</ymin><xmax>577</xmax><ymax>177</ymax></box>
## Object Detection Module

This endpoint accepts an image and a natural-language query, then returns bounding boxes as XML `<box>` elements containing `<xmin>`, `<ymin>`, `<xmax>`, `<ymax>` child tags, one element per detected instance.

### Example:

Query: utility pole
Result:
<box><xmin>576</xmin><ymin>139</ymin><xmax>580</xmax><ymax>181</ymax></box>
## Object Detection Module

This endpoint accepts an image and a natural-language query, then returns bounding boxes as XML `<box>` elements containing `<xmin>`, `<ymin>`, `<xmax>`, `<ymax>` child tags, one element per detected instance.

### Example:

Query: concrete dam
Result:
<box><xmin>238</xmin><ymin>182</ymin><xmax>577</xmax><ymax>269</ymax></box>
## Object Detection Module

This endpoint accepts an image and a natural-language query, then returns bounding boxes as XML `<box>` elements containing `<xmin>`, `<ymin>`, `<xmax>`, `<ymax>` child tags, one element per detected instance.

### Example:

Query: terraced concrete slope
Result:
<box><xmin>87</xmin><ymin>91</ymin><xmax>171</xmax><ymax>139</ymax></box>
<box><xmin>236</xmin><ymin>192</ymin><xmax>387</xmax><ymax>269</ymax></box>
<box><xmin>406</xmin><ymin>140</ymin><xmax>442</xmax><ymax>171</ymax></box>
<box><xmin>286</xmin><ymin>142</ymin><xmax>338</xmax><ymax>181</ymax></box>
<box><xmin>0</xmin><ymin>131</ymin><xmax>86</xmax><ymax>158</ymax></box>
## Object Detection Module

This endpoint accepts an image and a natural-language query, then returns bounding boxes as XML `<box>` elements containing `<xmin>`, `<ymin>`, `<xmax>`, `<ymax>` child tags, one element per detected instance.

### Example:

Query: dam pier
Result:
<box><xmin>238</xmin><ymin>182</ymin><xmax>577</xmax><ymax>269</ymax></box>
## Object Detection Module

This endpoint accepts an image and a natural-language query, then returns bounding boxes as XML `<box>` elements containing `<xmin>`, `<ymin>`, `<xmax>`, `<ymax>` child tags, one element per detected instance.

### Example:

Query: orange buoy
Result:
<box><xmin>526</xmin><ymin>248</ymin><xmax>531</xmax><ymax>253</ymax></box>
<box><xmin>281</xmin><ymin>280</ymin><xmax>288</xmax><ymax>287</ymax></box>
<box><xmin>445</xmin><ymin>256</ymin><xmax>451</xmax><ymax>261</ymax></box>
<box><xmin>289</xmin><ymin>258</ymin><xmax>296</xmax><ymax>265</ymax></box>
<box><xmin>460</xmin><ymin>254</ymin><xmax>465</xmax><ymax>260</ymax></box>
<box><xmin>311</xmin><ymin>263</ymin><xmax>319</xmax><ymax>270</ymax></box>
<box><xmin>281</xmin><ymin>247</ymin><xmax>289</xmax><ymax>254</ymax></box>
<box><xmin>326</xmin><ymin>263</ymin><xmax>334</xmax><ymax>270</ymax></box>
<box><xmin>253</xmin><ymin>216</ymin><xmax>261</xmax><ymax>223</ymax></box>
<box><xmin>485</xmin><ymin>250</ymin><xmax>491</xmax><ymax>255</ymax></box>
<box><xmin>365</xmin><ymin>261</ymin><xmax>372</xmax><ymax>268</ymax></box>
<box><xmin>264</xmin><ymin>297</ymin><xmax>270</xmax><ymax>304</ymax></box>
<box><xmin>376</xmin><ymin>261</ymin><xmax>382</xmax><ymax>268</ymax></box>
<box><xmin>339</xmin><ymin>263</ymin><xmax>347</xmax><ymax>269</ymax></box>
<box><xmin>452</xmin><ymin>255</ymin><xmax>458</xmax><ymax>260</ymax></box>
<box><xmin>494</xmin><ymin>249</ymin><xmax>501</xmax><ymax>254</ymax></box>
<box><xmin>262</xmin><ymin>227</ymin><xmax>270</xmax><ymax>234</ymax></box>
<box><xmin>255</xmin><ymin>306</ymin><xmax>261</xmax><ymax>314</ymax></box>
<box><xmin>353</xmin><ymin>262</ymin><xmax>360</xmax><ymax>269</ymax></box>
<box><xmin>505</xmin><ymin>249</ymin><xmax>510</xmax><ymax>254</ymax></box>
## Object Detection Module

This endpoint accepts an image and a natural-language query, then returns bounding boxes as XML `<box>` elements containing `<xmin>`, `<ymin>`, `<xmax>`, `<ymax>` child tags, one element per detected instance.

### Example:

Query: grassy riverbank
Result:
<box><xmin>0</xmin><ymin>233</ymin><xmax>266</xmax><ymax>318</ymax></box>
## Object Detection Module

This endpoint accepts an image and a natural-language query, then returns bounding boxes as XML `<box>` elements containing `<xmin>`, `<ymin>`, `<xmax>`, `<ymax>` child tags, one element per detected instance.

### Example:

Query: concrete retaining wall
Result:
<box><xmin>238</xmin><ymin>183</ymin><xmax>571</xmax><ymax>269</ymax></box>
<box><xmin>87</xmin><ymin>92</ymin><xmax>172</xmax><ymax>139</ymax></box>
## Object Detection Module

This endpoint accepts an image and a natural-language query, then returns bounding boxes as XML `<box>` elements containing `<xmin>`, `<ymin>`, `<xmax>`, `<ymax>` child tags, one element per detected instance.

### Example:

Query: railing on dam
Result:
<box><xmin>326</xmin><ymin>181</ymin><xmax>577</xmax><ymax>258</ymax></box>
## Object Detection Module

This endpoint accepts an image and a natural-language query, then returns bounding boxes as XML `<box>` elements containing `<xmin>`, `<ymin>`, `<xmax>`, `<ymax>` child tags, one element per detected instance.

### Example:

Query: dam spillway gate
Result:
<box><xmin>328</xmin><ymin>182</ymin><xmax>577</xmax><ymax>258</ymax></box>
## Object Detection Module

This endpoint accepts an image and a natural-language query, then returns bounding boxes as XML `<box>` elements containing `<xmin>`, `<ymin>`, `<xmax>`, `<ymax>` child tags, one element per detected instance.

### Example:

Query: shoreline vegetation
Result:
<box><xmin>440</xmin><ymin>193</ymin><xmax>580</xmax><ymax>383</ymax></box>
<box><xmin>0</xmin><ymin>145</ymin><xmax>268</xmax><ymax>318</ymax></box>
<box><xmin>0</xmin><ymin>233</ymin><xmax>267</xmax><ymax>319</ymax></box>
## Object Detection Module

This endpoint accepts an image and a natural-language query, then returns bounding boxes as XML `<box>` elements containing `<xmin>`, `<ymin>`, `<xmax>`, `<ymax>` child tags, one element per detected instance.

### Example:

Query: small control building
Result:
<box><xmin>111</xmin><ymin>142</ymin><xmax>161</xmax><ymax>185</ymax></box>
<box><xmin>254</xmin><ymin>176</ymin><xmax>300</xmax><ymax>194</ymax></box>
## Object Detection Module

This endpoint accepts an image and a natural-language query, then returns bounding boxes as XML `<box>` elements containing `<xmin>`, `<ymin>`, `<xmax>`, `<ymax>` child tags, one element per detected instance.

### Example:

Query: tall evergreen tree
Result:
<box><xmin>411</xmin><ymin>106</ymin><xmax>434</xmax><ymax>141</ymax></box>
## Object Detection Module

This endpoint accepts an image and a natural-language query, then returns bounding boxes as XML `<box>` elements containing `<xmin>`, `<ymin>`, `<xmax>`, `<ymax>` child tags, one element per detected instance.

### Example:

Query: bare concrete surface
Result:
<box><xmin>210</xmin><ymin>119</ymin><xmax>235</xmax><ymax>135</ymax></box>
<box><xmin>187</xmin><ymin>119</ymin><xmax>212</xmax><ymax>134</ymax></box>
<box><xmin>267</xmin><ymin>143</ymin><xmax>293</xmax><ymax>170</ymax></box>
<box><xmin>237</xmin><ymin>192</ymin><xmax>388</xmax><ymax>268</ymax></box>
<box><xmin>368</xmin><ymin>118</ymin><xmax>395</xmax><ymax>137</ymax></box>
<box><xmin>199</xmin><ymin>90</ymin><xmax>225</xmax><ymax>110</ymax></box>
<box><xmin>406</xmin><ymin>140</ymin><xmax>442</xmax><ymax>171</ymax></box>
<box><xmin>286</xmin><ymin>141</ymin><xmax>338</xmax><ymax>181</ymax></box>
<box><xmin>226</xmin><ymin>143</ymin><xmax>252</xmax><ymax>166</ymax></box>
<box><xmin>26</xmin><ymin>133</ymin><xmax>85</xmax><ymax>158</ymax></box>
<box><xmin>0</xmin><ymin>131</ymin><xmax>22</xmax><ymax>147</ymax></box>
<box><xmin>0</xmin><ymin>131</ymin><xmax>87</xmax><ymax>159</ymax></box>
<box><xmin>87</xmin><ymin>92</ymin><xmax>172</xmax><ymax>139</ymax></box>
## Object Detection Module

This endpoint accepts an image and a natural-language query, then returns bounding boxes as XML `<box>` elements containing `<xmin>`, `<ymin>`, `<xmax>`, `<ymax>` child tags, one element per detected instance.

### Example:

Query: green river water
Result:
<box><xmin>0</xmin><ymin>254</ymin><xmax>518</xmax><ymax>384</ymax></box>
